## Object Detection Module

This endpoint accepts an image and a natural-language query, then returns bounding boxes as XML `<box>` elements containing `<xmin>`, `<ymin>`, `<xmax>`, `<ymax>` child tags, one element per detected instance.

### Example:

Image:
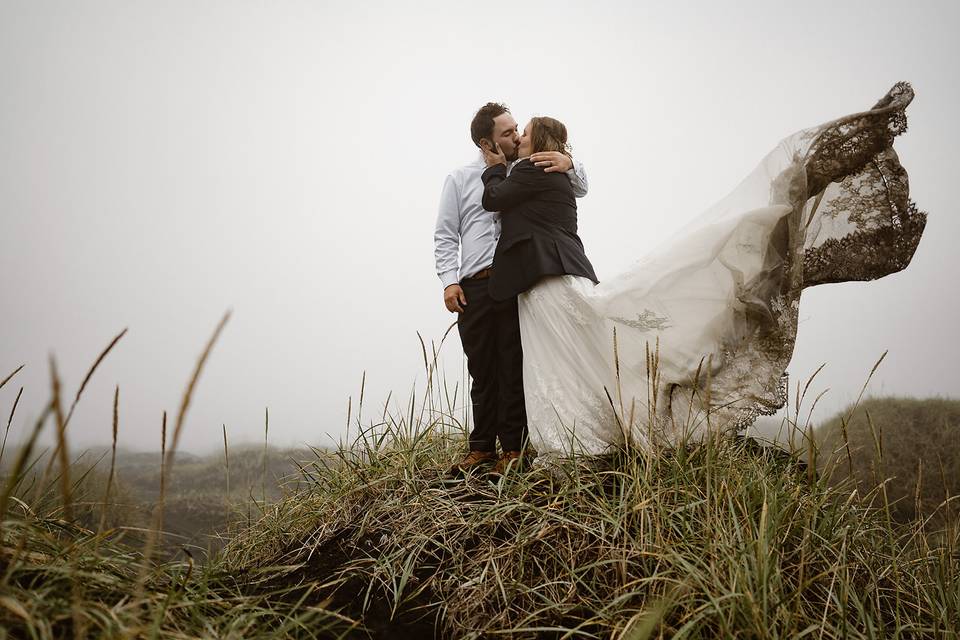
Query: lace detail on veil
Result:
<box><xmin>518</xmin><ymin>84</ymin><xmax>928</xmax><ymax>453</ymax></box>
<box><xmin>803</xmin><ymin>148</ymin><xmax>927</xmax><ymax>285</ymax></box>
<box><xmin>611</xmin><ymin>310</ymin><xmax>673</xmax><ymax>332</ymax></box>
<box><xmin>694</xmin><ymin>82</ymin><xmax>927</xmax><ymax>432</ymax></box>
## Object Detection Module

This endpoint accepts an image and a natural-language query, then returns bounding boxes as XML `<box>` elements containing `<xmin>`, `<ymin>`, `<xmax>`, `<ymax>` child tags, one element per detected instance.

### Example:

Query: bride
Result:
<box><xmin>481</xmin><ymin>83</ymin><xmax>927</xmax><ymax>458</ymax></box>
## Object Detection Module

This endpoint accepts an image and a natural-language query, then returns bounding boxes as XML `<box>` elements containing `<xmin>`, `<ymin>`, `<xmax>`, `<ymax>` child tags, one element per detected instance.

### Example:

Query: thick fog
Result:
<box><xmin>1</xmin><ymin>0</ymin><xmax>957</xmax><ymax>454</ymax></box>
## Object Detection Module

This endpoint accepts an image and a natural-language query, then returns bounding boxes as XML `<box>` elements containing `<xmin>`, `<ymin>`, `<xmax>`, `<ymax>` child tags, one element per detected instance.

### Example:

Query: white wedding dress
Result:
<box><xmin>518</xmin><ymin>83</ymin><xmax>927</xmax><ymax>457</ymax></box>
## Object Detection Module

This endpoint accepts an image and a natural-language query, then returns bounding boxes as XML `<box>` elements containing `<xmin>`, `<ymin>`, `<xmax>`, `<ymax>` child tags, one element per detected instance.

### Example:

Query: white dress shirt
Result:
<box><xmin>434</xmin><ymin>154</ymin><xmax>589</xmax><ymax>289</ymax></box>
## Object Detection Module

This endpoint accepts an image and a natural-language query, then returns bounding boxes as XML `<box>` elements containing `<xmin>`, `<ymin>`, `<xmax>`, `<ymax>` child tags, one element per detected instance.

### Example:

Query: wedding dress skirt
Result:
<box><xmin>518</xmin><ymin>83</ymin><xmax>927</xmax><ymax>457</ymax></box>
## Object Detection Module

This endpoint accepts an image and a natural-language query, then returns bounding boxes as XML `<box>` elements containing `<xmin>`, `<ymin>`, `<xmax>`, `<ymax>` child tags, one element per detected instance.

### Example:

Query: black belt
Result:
<box><xmin>464</xmin><ymin>267</ymin><xmax>493</xmax><ymax>281</ymax></box>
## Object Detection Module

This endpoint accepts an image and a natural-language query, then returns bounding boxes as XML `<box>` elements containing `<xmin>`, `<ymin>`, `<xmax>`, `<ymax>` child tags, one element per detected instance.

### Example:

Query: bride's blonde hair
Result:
<box><xmin>530</xmin><ymin>116</ymin><xmax>571</xmax><ymax>156</ymax></box>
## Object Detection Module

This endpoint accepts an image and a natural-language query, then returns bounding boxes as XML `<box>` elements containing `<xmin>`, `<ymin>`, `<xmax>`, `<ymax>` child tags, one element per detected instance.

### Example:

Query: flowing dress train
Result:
<box><xmin>518</xmin><ymin>83</ymin><xmax>928</xmax><ymax>457</ymax></box>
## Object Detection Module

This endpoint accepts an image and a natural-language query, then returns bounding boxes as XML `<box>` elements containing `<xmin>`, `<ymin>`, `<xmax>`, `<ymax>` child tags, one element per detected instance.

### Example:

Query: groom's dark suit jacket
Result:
<box><xmin>481</xmin><ymin>159</ymin><xmax>598</xmax><ymax>301</ymax></box>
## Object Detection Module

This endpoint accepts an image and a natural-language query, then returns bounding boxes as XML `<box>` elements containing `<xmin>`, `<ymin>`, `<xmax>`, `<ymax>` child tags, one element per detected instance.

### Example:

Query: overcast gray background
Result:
<box><xmin>1</xmin><ymin>0</ymin><xmax>957</xmax><ymax>454</ymax></box>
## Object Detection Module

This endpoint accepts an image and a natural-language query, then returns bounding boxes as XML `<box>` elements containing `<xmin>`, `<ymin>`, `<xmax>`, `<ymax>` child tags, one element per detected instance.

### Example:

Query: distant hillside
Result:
<box><xmin>816</xmin><ymin>396</ymin><xmax>960</xmax><ymax>524</ymax></box>
<box><xmin>0</xmin><ymin>444</ymin><xmax>327</xmax><ymax>556</ymax></box>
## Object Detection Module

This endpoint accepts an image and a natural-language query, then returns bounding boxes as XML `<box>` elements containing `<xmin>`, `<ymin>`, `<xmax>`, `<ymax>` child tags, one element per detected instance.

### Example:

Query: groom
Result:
<box><xmin>434</xmin><ymin>102</ymin><xmax>588</xmax><ymax>476</ymax></box>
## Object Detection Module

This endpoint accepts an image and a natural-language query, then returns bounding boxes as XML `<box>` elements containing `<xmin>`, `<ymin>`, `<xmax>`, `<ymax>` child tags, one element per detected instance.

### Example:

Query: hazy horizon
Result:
<box><xmin>2</xmin><ymin>1</ymin><xmax>958</xmax><ymax>455</ymax></box>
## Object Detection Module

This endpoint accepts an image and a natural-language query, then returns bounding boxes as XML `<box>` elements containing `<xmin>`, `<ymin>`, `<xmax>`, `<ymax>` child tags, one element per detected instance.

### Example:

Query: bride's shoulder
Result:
<box><xmin>512</xmin><ymin>158</ymin><xmax>542</xmax><ymax>175</ymax></box>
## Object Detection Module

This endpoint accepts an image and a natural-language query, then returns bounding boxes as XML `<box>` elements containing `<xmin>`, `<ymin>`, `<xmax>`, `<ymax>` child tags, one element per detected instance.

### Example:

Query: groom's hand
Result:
<box><xmin>444</xmin><ymin>284</ymin><xmax>468</xmax><ymax>313</ymax></box>
<box><xmin>531</xmin><ymin>151</ymin><xmax>573</xmax><ymax>173</ymax></box>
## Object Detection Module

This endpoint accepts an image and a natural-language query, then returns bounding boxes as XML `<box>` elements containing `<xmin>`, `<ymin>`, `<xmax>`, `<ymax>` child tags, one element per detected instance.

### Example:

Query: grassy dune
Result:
<box><xmin>816</xmin><ymin>396</ymin><xmax>960</xmax><ymax>526</ymax></box>
<box><xmin>1</xmin><ymin>324</ymin><xmax>958</xmax><ymax>638</ymax></box>
<box><xmin>218</xmin><ymin>419</ymin><xmax>959</xmax><ymax>638</ymax></box>
<box><xmin>2</xmin><ymin>408</ymin><xmax>958</xmax><ymax>638</ymax></box>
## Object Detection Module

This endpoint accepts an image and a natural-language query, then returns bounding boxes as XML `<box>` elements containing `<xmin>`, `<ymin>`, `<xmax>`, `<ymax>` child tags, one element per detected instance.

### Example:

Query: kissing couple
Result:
<box><xmin>435</xmin><ymin>88</ymin><xmax>926</xmax><ymax>477</ymax></box>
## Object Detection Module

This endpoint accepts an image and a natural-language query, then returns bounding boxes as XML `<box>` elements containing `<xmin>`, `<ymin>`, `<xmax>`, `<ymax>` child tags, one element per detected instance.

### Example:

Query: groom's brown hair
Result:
<box><xmin>470</xmin><ymin>102</ymin><xmax>509</xmax><ymax>148</ymax></box>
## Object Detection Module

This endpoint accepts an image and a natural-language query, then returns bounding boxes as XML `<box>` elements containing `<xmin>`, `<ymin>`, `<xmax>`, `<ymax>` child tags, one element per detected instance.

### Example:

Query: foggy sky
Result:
<box><xmin>1</xmin><ymin>0</ymin><xmax>958</xmax><ymax>454</ymax></box>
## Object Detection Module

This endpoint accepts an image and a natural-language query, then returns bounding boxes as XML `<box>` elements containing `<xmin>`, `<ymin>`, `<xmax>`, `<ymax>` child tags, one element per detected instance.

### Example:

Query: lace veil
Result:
<box><xmin>592</xmin><ymin>82</ymin><xmax>927</xmax><ymax>444</ymax></box>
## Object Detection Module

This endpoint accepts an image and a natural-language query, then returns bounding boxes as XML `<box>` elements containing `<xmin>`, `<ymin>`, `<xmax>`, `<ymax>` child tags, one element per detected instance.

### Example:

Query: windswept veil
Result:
<box><xmin>518</xmin><ymin>83</ymin><xmax>928</xmax><ymax>456</ymax></box>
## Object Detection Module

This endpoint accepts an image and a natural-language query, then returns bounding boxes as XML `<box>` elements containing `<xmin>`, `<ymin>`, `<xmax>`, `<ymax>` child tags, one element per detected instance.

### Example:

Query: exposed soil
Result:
<box><xmin>240</xmin><ymin>527</ymin><xmax>443</xmax><ymax>640</ymax></box>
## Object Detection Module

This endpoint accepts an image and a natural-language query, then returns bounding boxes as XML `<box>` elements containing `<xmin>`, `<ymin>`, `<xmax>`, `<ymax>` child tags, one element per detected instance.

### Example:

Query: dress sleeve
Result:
<box><xmin>481</xmin><ymin>161</ymin><xmax>542</xmax><ymax>212</ymax></box>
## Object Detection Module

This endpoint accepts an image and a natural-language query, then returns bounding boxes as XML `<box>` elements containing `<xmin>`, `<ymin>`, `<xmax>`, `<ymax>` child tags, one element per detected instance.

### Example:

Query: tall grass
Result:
<box><xmin>222</xmin><ymin>408</ymin><xmax>958</xmax><ymax>638</ymax></box>
<box><xmin>0</xmin><ymin>321</ymin><xmax>957</xmax><ymax>639</ymax></box>
<box><xmin>0</xmin><ymin>315</ymin><xmax>359</xmax><ymax>639</ymax></box>
<box><xmin>817</xmin><ymin>395</ymin><xmax>960</xmax><ymax>527</ymax></box>
<box><xmin>96</xmin><ymin>385</ymin><xmax>120</xmax><ymax>536</ymax></box>
<box><xmin>219</xmin><ymin>342</ymin><xmax>958</xmax><ymax>638</ymax></box>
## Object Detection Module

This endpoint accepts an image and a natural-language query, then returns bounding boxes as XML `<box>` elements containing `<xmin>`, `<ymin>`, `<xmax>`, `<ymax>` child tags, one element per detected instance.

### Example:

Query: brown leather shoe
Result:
<box><xmin>490</xmin><ymin>449</ymin><xmax>533</xmax><ymax>476</ymax></box>
<box><xmin>448</xmin><ymin>450</ymin><xmax>497</xmax><ymax>477</ymax></box>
